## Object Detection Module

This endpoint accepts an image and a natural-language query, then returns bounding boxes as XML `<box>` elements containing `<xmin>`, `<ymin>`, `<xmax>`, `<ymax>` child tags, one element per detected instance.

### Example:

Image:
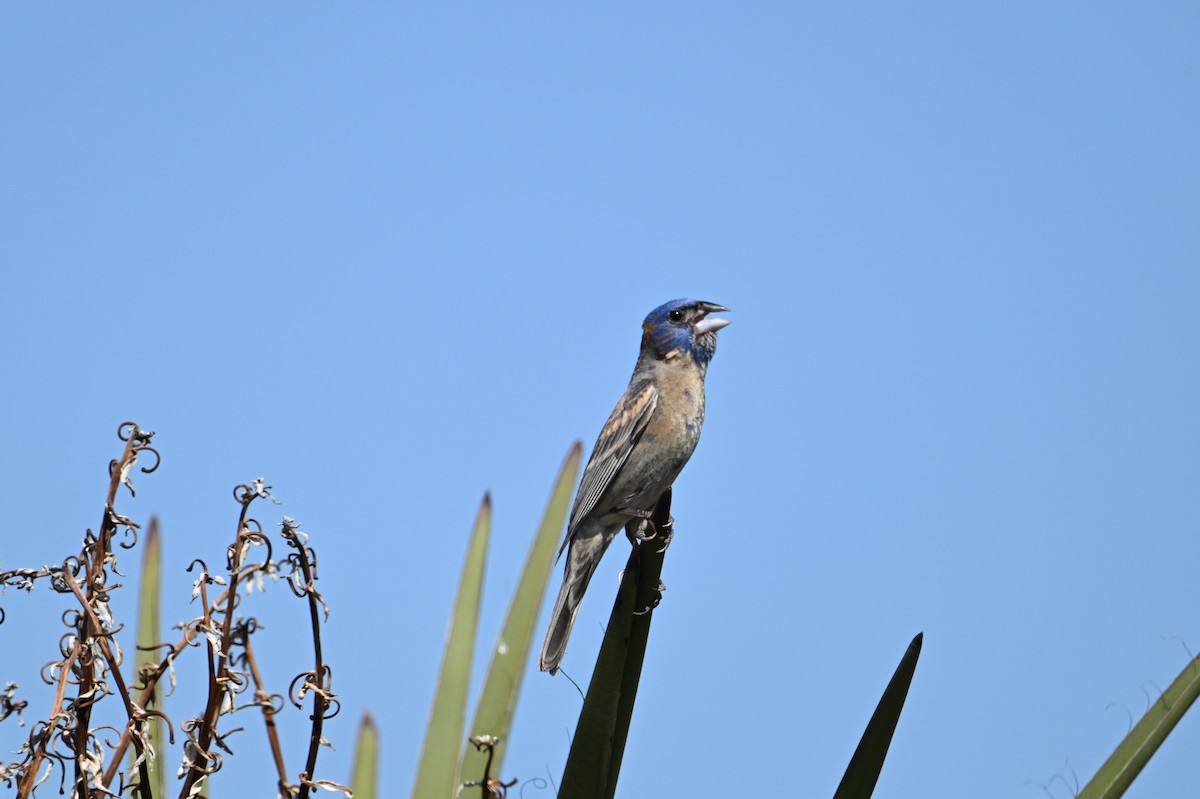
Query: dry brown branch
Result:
<box><xmin>1</xmin><ymin>424</ymin><xmax>346</xmax><ymax>799</ymax></box>
<box><xmin>235</xmin><ymin>624</ymin><xmax>291</xmax><ymax>797</ymax></box>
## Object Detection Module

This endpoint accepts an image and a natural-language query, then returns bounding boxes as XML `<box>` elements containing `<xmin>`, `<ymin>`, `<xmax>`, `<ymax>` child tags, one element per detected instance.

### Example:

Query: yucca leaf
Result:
<box><xmin>129</xmin><ymin>515</ymin><xmax>165</xmax><ymax>798</ymax></box>
<box><xmin>461</xmin><ymin>443</ymin><xmax>582</xmax><ymax>786</ymax></box>
<box><xmin>350</xmin><ymin>711</ymin><xmax>380</xmax><ymax>799</ymax></box>
<box><xmin>559</xmin><ymin>489</ymin><xmax>673</xmax><ymax>799</ymax></box>
<box><xmin>832</xmin><ymin>632</ymin><xmax>923</xmax><ymax>799</ymax></box>
<box><xmin>411</xmin><ymin>495</ymin><xmax>492</xmax><ymax>799</ymax></box>
<box><xmin>1077</xmin><ymin>649</ymin><xmax>1200</xmax><ymax>799</ymax></box>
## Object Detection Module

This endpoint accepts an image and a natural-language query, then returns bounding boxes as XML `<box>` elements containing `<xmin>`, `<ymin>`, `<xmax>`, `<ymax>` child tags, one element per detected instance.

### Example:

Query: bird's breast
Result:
<box><xmin>622</xmin><ymin>367</ymin><xmax>707</xmax><ymax>495</ymax></box>
<box><xmin>652</xmin><ymin>363</ymin><xmax>707</xmax><ymax>440</ymax></box>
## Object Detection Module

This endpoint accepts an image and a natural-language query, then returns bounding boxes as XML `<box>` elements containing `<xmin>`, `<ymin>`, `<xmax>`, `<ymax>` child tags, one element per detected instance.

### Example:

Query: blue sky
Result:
<box><xmin>2</xmin><ymin>3</ymin><xmax>1199</xmax><ymax>797</ymax></box>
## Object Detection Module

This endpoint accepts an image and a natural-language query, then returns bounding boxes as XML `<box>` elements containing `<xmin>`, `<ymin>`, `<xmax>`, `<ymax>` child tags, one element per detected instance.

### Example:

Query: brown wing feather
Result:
<box><xmin>561</xmin><ymin>380</ymin><xmax>659</xmax><ymax>552</ymax></box>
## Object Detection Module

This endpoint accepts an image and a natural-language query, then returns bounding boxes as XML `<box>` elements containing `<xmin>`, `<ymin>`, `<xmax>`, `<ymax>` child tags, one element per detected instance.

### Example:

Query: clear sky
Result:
<box><xmin>2</xmin><ymin>3</ymin><xmax>1199</xmax><ymax>797</ymax></box>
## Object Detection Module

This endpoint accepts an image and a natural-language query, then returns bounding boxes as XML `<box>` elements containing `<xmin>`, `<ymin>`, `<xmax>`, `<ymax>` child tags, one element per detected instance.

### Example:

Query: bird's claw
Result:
<box><xmin>633</xmin><ymin>580</ymin><xmax>666</xmax><ymax>615</ymax></box>
<box><xmin>652</xmin><ymin>517</ymin><xmax>675</xmax><ymax>553</ymax></box>
<box><xmin>625</xmin><ymin>518</ymin><xmax>650</xmax><ymax>547</ymax></box>
<box><xmin>633</xmin><ymin>514</ymin><xmax>674</xmax><ymax>552</ymax></box>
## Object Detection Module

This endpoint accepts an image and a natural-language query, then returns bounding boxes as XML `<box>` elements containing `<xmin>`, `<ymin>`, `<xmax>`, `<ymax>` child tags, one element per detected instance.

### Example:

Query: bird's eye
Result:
<box><xmin>668</xmin><ymin>309</ymin><xmax>685</xmax><ymax>323</ymax></box>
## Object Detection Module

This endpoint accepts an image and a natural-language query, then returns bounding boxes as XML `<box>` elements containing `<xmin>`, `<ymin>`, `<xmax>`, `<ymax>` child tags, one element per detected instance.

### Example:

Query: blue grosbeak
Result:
<box><xmin>540</xmin><ymin>298</ymin><xmax>731</xmax><ymax>674</ymax></box>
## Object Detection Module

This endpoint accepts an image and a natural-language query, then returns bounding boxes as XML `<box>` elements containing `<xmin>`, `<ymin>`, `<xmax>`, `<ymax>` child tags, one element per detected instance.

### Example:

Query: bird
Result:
<box><xmin>539</xmin><ymin>298</ymin><xmax>731</xmax><ymax>674</ymax></box>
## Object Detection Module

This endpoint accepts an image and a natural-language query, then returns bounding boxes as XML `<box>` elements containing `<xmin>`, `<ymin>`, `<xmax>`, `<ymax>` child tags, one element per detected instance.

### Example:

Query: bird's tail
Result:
<box><xmin>539</xmin><ymin>540</ymin><xmax>605</xmax><ymax>675</ymax></box>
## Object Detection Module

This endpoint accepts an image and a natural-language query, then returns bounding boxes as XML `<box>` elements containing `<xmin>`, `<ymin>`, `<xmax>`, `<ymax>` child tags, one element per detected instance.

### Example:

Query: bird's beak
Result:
<box><xmin>693</xmin><ymin>302</ymin><xmax>731</xmax><ymax>335</ymax></box>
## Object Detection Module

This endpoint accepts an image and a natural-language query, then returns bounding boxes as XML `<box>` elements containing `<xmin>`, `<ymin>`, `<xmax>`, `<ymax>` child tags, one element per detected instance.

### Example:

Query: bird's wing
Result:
<box><xmin>562</xmin><ymin>380</ymin><xmax>659</xmax><ymax>553</ymax></box>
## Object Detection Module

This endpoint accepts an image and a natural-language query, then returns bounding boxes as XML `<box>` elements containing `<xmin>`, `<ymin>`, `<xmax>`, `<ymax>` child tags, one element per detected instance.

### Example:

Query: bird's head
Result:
<box><xmin>641</xmin><ymin>299</ymin><xmax>731</xmax><ymax>366</ymax></box>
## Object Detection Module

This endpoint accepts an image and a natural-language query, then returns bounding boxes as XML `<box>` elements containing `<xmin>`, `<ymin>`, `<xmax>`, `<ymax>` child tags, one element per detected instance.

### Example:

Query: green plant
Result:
<box><xmin>411</xmin><ymin>445</ymin><xmax>582</xmax><ymax>798</ymax></box>
<box><xmin>1077</xmin><ymin>648</ymin><xmax>1200</xmax><ymax>799</ymax></box>
<box><xmin>4</xmin><ymin>422</ymin><xmax>1198</xmax><ymax>799</ymax></box>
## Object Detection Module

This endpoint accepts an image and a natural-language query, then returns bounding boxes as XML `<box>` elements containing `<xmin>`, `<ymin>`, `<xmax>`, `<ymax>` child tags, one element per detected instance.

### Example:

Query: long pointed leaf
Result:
<box><xmin>603</xmin><ymin>492</ymin><xmax>672</xmax><ymax>799</ymax></box>
<box><xmin>833</xmin><ymin>632</ymin><xmax>924</xmax><ymax>799</ymax></box>
<box><xmin>129</xmin><ymin>515</ymin><xmax>165</xmax><ymax>798</ymax></box>
<box><xmin>350</xmin><ymin>711</ymin><xmax>380</xmax><ymax>799</ymax></box>
<box><xmin>461</xmin><ymin>443</ymin><xmax>582</xmax><ymax>786</ymax></box>
<box><xmin>559</xmin><ymin>490</ymin><xmax>673</xmax><ymax>799</ymax></box>
<box><xmin>1077</xmin><ymin>649</ymin><xmax>1200</xmax><ymax>799</ymax></box>
<box><xmin>411</xmin><ymin>495</ymin><xmax>492</xmax><ymax>799</ymax></box>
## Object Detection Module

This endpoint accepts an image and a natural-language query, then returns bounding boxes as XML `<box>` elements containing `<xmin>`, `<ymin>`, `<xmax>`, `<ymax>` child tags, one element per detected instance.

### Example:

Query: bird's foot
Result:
<box><xmin>624</xmin><ymin>515</ymin><xmax>674</xmax><ymax>552</ymax></box>
<box><xmin>633</xmin><ymin>580</ymin><xmax>666</xmax><ymax>615</ymax></box>
<box><xmin>650</xmin><ymin>516</ymin><xmax>675</xmax><ymax>553</ymax></box>
<box><xmin>625</xmin><ymin>518</ymin><xmax>650</xmax><ymax>547</ymax></box>
<box><xmin>630</xmin><ymin>514</ymin><xmax>674</xmax><ymax>553</ymax></box>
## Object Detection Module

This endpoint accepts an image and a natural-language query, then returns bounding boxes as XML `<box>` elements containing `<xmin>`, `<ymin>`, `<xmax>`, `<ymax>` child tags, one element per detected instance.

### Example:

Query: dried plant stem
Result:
<box><xmin>4</xmin><ymin>425</ymin><xmax>344</xmax><ymax>799</ymax></box>
<box><xmin>60</xmin><ymin>570</ymin><xmax>153</xmax><ymax>797</ymax></box>
<box><xmin>287</xmin><ymin>523</ymin><xmax>331</xmax><ymax>799</ymax></box>
<box><xmin>101</xmin><ymin>557</ymin><xmax>264</xmax><ymax>785</ymax></box>
<box><xmin>242</xmin><ymin>635</ymin><xmax>290</xmax><ymax>796</ymax></box>
<box><xmin>16</xmin><ymin>644</ymin><xmax>80</xmax><ymax>798</ymax></box>
<box><xmin>178</xmin><ymin>492</ymin><xmax>257</xmax><ymax>799</ymax></box>
<box><xmin>99</xmin><ymin>572</ymin><xmax>242</xmax><ymax>787</ymax></box>
<box><xmin>17</xmin><ymin>424</ymin><xmax>155</xmax><ymax>799</ymax></box>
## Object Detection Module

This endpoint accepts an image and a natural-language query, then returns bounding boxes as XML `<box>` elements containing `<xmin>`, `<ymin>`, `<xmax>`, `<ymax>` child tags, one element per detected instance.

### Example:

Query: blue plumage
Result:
<box><xmin>640</xmin><ymin>298</ymin><xmax>723</xmax><ymax>366</ymax></box>
<box><xmin>540</xmin><ymin>299</ymin><xmax>730</xmax><ymax>674</ymax></box>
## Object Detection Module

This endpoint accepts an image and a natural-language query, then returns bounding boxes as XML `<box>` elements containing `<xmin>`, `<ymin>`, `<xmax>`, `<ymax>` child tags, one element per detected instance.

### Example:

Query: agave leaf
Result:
<box><xmin>461</xmin><ymin>443</ymin><xmax>582</xmax><ymax>785</ymax></box>
<box><xmin>559</xmin><ymin>489</ymin><xmax>673</xmax><ymax>799</ymax></box>
<box><xmin>350</xmin><ymin>711</ymin><xmax>379</xmax><ymax>799</ymax></box>
<box><xmin>1077</xmin><ymin>649</ymin><xmax>1200</xmax><ymax>799</ymax></box>
<box><xmin>411</xmin><ymin>495</ymin><xmax>492</xmax><ymax>799</ymax></box>
<box><xmin>129</xmin><ymin>515</ymin><xmax>166</xmax><ymax>799</ymax></box>
<box><xmin>832</xmin><ymin>632</ymin><xmax>924</xmax><ymax>799</ymax></box>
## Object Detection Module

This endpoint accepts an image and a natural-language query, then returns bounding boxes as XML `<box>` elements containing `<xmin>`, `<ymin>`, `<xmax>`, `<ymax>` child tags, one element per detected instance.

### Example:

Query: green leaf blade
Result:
<box><xmin>1078</xmin><ymin>650</ymin><xmax>1200</xmax><ymax>799</ymax></box>
<box><xmin>461</xmin><ymin>443</ymin><xmax>582</xmax><ymax>785</ymax></box>
<box><xmin>350</xmin><ymin>711</ymin><xmax>380</xmax><ymax>799</ymax></box>
<box><xmin>833</xmin><ymin>632</ymin><xmax>923</xmax><ymax>799</ymax></box>
<box><xmin>129</xmin><ymin>515</ymin><xmax>166</xmax><ymax>799</ymax></box>
<box><xmin>411</xmin><ymin>494</ymin><xmax>492</xmax><ymax>799</ymax></box>
<box><xmin>559</xmin><ymin>489</ymin><xmax>673</xmax><ymax>799</ymax></box>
